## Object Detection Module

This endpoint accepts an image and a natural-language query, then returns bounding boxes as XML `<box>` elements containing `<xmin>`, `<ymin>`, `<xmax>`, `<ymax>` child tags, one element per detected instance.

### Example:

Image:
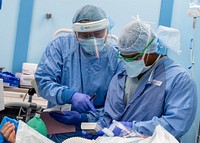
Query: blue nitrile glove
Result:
<box><xmin>49</xmin><ymin>111</ymin><xmax>87</xmax><ymax>125</ymax></box>
<box><xmin>82</xmin><ymin>130</ymin><xmax>104</xmax><ymax>139</ymax></box>
<box><xmin>71</xmin><ymin>92</ymin><xmax>96</xmax><ymax>113</ymax></box>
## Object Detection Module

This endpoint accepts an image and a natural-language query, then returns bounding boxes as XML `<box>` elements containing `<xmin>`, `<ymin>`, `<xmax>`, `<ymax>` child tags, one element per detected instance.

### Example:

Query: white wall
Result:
<box><xmin>27</xmin><ymin>0</ymin><xmax>161</xmax><ymax>63</ymax></box>
<box><xmin>0</xmin><ymin>0</ymin><xmax>20</xmax><ymax>72</ymax></box>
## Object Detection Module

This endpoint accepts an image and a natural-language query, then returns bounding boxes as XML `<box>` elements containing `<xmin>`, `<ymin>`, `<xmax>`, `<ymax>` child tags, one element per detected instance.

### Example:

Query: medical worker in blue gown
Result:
<box><xmin>34</xmin><ymin>4</ymin><xmax>123</xmax><ymax>142</ymax></box>
<box><xmin>100</xmin><ymin>18</ymin><xmax>197</xmax><ymax>142</ymax></box>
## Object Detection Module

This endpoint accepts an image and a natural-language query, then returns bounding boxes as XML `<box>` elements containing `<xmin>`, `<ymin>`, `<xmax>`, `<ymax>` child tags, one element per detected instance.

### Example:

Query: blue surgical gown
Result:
<box><xmin>35</xmin><ymin>33</ymin><xmax>123</xmax><ymax>142</ymax></box>
<box><xmin>35</xmin><ymin>33</ymin><xmax>123</xmax><ymax>108</ymax></box>
<box><xmin>103</xmin><ymin>56</ymin><xmax>197</xmax><ymax>142</ymax></box>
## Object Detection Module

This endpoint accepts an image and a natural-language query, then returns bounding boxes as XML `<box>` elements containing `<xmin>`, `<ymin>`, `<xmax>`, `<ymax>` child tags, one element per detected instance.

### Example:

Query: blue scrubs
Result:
<box><xmin>35</xmin><ymin>33</ymin><xmax>123</xmax><ymax>142</ymax></box>
<box><xmin>103</xmin><ymin>56</ymin><xmax>197</xmax><ymax>142</ymax></box>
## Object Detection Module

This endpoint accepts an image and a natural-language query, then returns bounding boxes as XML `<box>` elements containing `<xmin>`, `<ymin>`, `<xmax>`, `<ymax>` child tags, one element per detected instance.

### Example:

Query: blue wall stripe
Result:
<box><xmin>159</xmin><ymin>0</ymin><xmax>174</xmax><ymax>27</ymax></box>
<box><xmin>0</xmin><ymin>0</ymin><xmax>2</xmax><ymax>10</ymax></box>
<box><xmin>12</xmin><ymin>0</ymin><xmax>34</xmax><ymax>73</ymax></box>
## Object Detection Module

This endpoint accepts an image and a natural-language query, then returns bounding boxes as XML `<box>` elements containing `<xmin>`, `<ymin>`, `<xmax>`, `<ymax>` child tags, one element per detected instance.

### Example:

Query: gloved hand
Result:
<box><xmin>49</xmin><ymin>111</ymin><xmax>86</xmax><ymax>125</ymax></box>
<box><xmin>71</xmin><ymin>92</ymin><xmax>96</xmax><ymax>113</ymax></box>
<box><xmin>82</xmin><ymin>130</ymin><xmax>104</xmax><ymax>139</ymax></box>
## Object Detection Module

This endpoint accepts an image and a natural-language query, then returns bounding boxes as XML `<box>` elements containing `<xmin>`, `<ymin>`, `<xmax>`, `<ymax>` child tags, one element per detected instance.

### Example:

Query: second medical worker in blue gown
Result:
<box><xmin>34</xmin><ymin>5</ymin><xmax>123</xmax><ymax>142</ymax></box>
<box><xmin>101</xmin><ymin>18</ymin><xmax>197</xmax><ymax>142</ymax></box>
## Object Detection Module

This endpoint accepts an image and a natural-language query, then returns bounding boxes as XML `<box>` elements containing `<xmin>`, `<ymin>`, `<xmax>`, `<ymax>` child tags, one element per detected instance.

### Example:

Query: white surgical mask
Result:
<box><xmin>79</xmin><ymin>37</ymin><xmax>105</xmax><ymax>56</ymax></box>
<box><xmin>124</xmin><ymin>49</ymin><xmax>152</xmax><ymax>77</ymax></box>
<box><xmin>125</xmin><ymin>53</ymin><xmax>161</xmax><ymax>78</ymax></box>
<box><xmin>125</xmin><ymin>59</ymin><xmax>146</xmax><ymax>78</ymax></box>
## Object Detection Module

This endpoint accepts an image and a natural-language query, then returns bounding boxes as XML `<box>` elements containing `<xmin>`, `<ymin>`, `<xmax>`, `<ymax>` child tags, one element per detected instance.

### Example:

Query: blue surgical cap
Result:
<box><xmin>119</xmin><ymin>18</ymin><xmax>158</xmax><ymax>55</ymax></box>
<box><xmin>72</xmin><ymin>5</ymin><xmax>107</xmax><ymax>23</ymax></box>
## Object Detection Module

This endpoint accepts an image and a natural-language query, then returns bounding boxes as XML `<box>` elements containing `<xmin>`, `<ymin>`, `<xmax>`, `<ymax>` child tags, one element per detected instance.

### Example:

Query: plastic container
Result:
<box><xmin>0</xmin><ymin>72</ymin><xmax>20</xmax><ymax>87</ymax></box>
<box><xmin>22</xmin><ymin>63</ymin><xmax>38</xmax><ymax>75</ymax></box>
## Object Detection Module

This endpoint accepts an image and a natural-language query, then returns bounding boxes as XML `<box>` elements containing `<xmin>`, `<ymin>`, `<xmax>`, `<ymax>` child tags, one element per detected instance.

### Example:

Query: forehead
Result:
<box><xmin>77</xmin><ymin>29</ymin><xmax>106</xmax><ymax>35</ymax></box>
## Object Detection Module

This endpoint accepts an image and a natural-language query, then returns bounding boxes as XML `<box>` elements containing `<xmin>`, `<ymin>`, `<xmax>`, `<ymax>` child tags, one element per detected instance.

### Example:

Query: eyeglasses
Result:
<box><xmin>116</xmin><ymin>38</ymin><xmax>155</xmax><ymax>62</ymax></box>
<box><xmin>76</xmin><ymin>29</ymin><xmax>107</xmax><ymax>39</ymax></box>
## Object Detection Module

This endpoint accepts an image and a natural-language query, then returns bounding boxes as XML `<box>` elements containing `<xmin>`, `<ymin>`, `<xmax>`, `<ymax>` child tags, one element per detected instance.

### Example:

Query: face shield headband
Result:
<box><xmin>73</xmin><ymin>19</ymin><xmax>109</xmax><ymax>32</ymax></box>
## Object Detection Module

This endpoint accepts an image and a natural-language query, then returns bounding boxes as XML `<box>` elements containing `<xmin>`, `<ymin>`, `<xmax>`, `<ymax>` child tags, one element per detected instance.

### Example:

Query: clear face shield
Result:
<box><xmin>73</xmin><ymin>19</ymin><xmax>109</xmax><ymax>58</ymax></box>
<box><xmin>76</xmin><ymin>29</ymin><xmax>107</xmax><ymax>58</ymax></box>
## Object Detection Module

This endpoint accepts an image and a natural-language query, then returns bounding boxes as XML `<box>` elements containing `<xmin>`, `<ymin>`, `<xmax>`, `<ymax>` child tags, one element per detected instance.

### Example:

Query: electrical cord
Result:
<box><xmin>16</xmin><ymin>88</ymin><xmax>36</xmax><ymax>121</ymax></box>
